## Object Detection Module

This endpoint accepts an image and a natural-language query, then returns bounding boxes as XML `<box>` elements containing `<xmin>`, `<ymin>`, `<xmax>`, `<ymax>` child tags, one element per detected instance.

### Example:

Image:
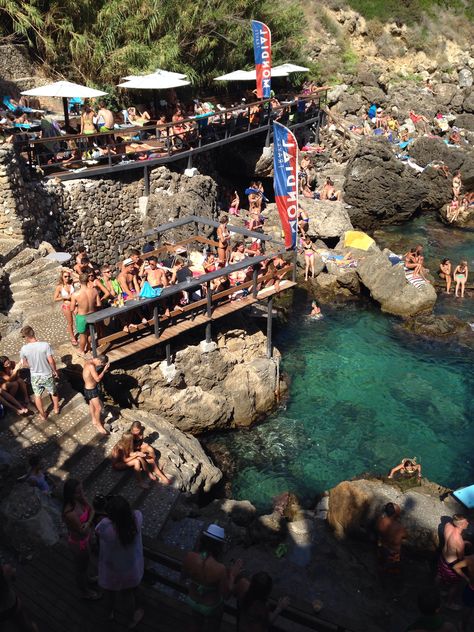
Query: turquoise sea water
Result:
<box><xmin>209</xmin><ymin>214</ymin><xmax>474</xmax><ymax>511</ymax></box>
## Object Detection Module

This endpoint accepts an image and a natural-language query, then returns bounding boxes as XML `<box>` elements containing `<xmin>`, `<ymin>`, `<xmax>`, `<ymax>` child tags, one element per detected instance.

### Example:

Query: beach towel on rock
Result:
<box><xmin>405</xmin><ymin>271</ymin><xmax>427</xmax><ymax>289</ymax></box>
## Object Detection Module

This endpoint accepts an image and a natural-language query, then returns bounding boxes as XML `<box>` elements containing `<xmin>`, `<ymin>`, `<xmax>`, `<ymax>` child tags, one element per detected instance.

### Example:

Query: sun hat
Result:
<box><xmin>203</xmin><ymin>524</ymin><xmax>225</xmax><ymax>542</ymax></box>
<box><xmin>376</xmin><ymin>107</ymin><xmax>383</xmax><ymax>113</ymax></box>
<box><xmin>123</xmin><ymin>257</ymin><xmax>134</xmax><ymax>266</ymax></box>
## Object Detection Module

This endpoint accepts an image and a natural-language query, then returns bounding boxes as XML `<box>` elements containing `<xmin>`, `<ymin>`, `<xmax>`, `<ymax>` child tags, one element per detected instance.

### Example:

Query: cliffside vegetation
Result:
<box><xmin>0</xmin><ymin>0</ymin><xmax>305</xmax><ymax>91</ymax></box>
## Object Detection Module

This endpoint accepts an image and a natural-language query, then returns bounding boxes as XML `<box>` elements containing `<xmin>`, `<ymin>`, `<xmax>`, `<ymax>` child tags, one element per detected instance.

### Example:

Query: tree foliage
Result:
<box><xmin>0</xmin><ymin>0</ymin><xmax>306</xmax><ymax>90</ymax></box>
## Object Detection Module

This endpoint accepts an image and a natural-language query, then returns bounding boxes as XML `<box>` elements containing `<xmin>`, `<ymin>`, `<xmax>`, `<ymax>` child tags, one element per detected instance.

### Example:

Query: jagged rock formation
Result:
<box><xmin>112</xmin><ymin>324</ymin><xmax>284</xmax><ymax>434</ymax></box>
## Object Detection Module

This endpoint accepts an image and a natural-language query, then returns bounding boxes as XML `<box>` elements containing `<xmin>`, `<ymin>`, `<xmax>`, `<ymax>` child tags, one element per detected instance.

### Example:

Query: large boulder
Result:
<box><xmin>300</xmin><ymin>198</ymin><xmax>353</xmax><ymax>240</ymax></box>
<box><xmin>119</xmin><ymin>409</ymin><xmax>222</xmax><ymax>493</ymax></box>
<box><xmin>0</xmin><ymin>484</ymin><xmax>60</xmax><ymax>552</ymax></box>
<box><xmin>344</xmin><ymin>138</ymin><xmax>427</xmax><ymax>228</ymax></box>
<box><xmin>327</xmin><ymin>478</ymin><xmax>461</xmax><ymax>553</ymax></box>
<box><xmin>356</xmin><ymin>247</ymin><xmax>437</xmax><ymax>316</ymax></box>
<box><xmin>403</xmin><ymin>313</ymin><xmax>471</xmax><ymax>339</ymax></box>
<box><xmin>112</xmin><ymin>324</ymin><xmax>284</xmax><ymax>434</ymax></box>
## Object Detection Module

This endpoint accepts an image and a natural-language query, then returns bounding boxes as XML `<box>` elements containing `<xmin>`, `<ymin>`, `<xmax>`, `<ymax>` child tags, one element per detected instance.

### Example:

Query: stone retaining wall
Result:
<box><xmin>0</xmin><ymin>146</ymin><xmax>218</xmax><ymax>264</ymax></box>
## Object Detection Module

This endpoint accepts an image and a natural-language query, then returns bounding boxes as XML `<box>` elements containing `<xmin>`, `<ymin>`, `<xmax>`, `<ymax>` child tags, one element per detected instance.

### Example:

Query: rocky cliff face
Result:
<box><xmin>110</xmin><ymin>322</ymin><xmax>285</xmax><ymax>434</ymax></box>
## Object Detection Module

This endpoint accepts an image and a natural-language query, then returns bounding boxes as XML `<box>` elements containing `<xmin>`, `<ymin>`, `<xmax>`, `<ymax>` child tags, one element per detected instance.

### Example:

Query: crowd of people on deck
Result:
<box><xmin>2</xmin><ymin>89</ymin><xmax>321</xmax><ymax>172</ymax></box>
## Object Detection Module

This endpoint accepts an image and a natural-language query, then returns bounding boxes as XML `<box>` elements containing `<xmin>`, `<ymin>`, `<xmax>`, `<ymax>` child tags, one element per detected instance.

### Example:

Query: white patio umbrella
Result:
<box><xmin>214</xmin><ymin>67</ymin><xmax>289</xmax><ymax>82</ymax></box>
<box><xmin>21</xmin><ymin>80</ymin><xmax>107</xmax><ymax>128</ymax></box>
<box><xmin>273</xmin><ymin>63</ymin><xmax>310</xmax><ymax>73</ymax></box>
<box><xmin>117</xmin><ymin>75</ymin><xmax>190</xmax><ymax>90</ymax></box>
<box><xmin>122</xmin><ymin>69</ymin><xmax>187</xmax><ymax>81</ymax></box>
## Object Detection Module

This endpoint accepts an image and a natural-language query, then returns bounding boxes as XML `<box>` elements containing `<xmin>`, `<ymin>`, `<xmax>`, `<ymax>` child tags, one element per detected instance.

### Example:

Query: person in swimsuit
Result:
<box><xmin>217</xmin><ymin>215</ymin><xmax>231</xmax><ymax>265</ymax></box>
<box><xmin>0</xmin><ymin>563</ymin><xmax>39</xmax><ymax>631</ymax></box>
<box><xmin>82</xmin><ymin>354</ymin><xmax>110</xmax><ymax>435</ymax></box>
<box><xmin>454</xmin><ymin>260</ymin><xmax>468</xmax><ymax>298</ymax></box>
<box><xmin>298</xmin><ymin>209</ymin><xmax>309</xmax><ymax>235</ymax></box>
<box><xmin>439</xmin><ymin>259</ymin><xmax>452</xmax><ymax>294</ymax></box>
<box><xmin>234</xmin><ymin>571</ymin><xmax>289</xmax><ymax>632</ymax></box>
<box><xmin>183</xmin><ymin>524</ymin><xmax>243</xmax><ymax>632</ymax></box>
<box><xmin>62</xmin><ymin>478</ymin><xmax>100</xmax><ymax>600</ymax></box>
<box><xmin>54</xmin><ymin>270</ymin><xmax>77</xmax><ymax>346</ymax></box>
<box><xmin>129</xmin><ymin>420</ymin><xmax>169</xmax><ymax>484</ymax></box>
<box><xmin>0</xmin><ymin>355</ymin><xmax>30</xmax><ymax>409</ymax></box>
<box><xmin>375</xmin><ymin>503</ymin><xmax>407</xmax><ymax>577</ymax></box>
<box><xmin>310</xmin><ymin>300</ymin><xmax>322</xmax><ymax>319</ymax></box>
<box><xmin>26</xmin><ymin>454</ymin><xmax>51</xmax><ymax>494</ymax></box>
<box><xmin>80</xmin><ymin>105</ymin><xmax>96</xmax><ymax>138</ymax></box>
<box><xmin>454</xmin><ymin>554</ymin><xmax>474</xmax><ymax>629</ymax></box>
<box><xmin>452</xmin><ymin>171</ymin><xmax>462</xmax><ymax>199</ymax></box>
<box><xmin>388</xmin><ymin>458</ymin><xmax>422</xmax><ymax>480</ymax></box>
<box><xmin>111</xmin><ymin>432</ymin><xmax>153</xmax><ymax>489</ymax></box>
<box><xmin>437</xmin><ymin>514</ymin><xmax>470</xmax><ymax>610</ymax></box>
<box><xmin>301</xmin><ymin>236</ymin><xmax>315</xmax><ymax>281</ymax></box>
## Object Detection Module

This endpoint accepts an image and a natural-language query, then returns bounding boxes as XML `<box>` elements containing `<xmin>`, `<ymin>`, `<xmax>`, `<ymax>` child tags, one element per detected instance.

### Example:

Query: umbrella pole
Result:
<box><xmin>62</xmin><ymin>97</ymin><xmax>70</xmax><ymax>130</ymax></box>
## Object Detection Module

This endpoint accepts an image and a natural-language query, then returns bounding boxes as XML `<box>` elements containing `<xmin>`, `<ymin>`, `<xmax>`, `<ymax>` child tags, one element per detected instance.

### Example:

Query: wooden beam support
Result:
<box><xmin>153</xmin><ymin>305</ymin><xmax>160</xmax><ymax>338</ymax></box>
<box><xmin>266</xmin><ymin>297</ymin><xmax>273</xmax><ymax>359</ymax></box>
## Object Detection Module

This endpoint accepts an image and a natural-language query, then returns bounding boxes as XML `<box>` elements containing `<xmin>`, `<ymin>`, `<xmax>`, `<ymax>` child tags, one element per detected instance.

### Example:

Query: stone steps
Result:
<box><xmin>0</xmin><ymin>237</ymin><xmax>24</xmax><ymax>266</ymax></box>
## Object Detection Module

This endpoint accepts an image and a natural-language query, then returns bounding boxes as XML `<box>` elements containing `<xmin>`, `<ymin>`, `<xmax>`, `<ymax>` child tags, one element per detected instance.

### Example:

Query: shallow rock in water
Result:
<box><xmin>118</xmin><ymin>409</ymin><xmax>222</xmax><ymax>494</ymax></box>
<box><xmin>327</xmin><ymin>478</ymin><xmax>460</xmax><ymax>553</ymax></box>
<box><xmin>404</xmin><ymin>313</ymin><xmax>471</xmax><ymax>338</ymax></box>
<box><xmin>356</xmin><ymin>247</ymin><xmax>437</xmax><ymax>317</ymax></box>
<box><xmin>199</xmin><ymin>498</ymin><xmax>257</xmax><ymax>527</ymax></box>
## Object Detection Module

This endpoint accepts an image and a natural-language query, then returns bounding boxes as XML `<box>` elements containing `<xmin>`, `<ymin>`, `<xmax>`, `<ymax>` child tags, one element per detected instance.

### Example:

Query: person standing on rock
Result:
<box><xmin>437</xmin><ymin>514</ymin><xmax>470</xmax><ymax>610</ymax></box>
<box><xmin>19</xmin><ymin>325</ymin><xmax>60</xmax><ymax>421</ymax></box>
<box><xmin>82</xmin><ymin>354</ymin><xmax>109</xmax><ymax>435</ymax></box>
<box><xmin>70</xmin><ymin>273</ymin><xmax>101</xmax><ymax>358</ymax></box>
<box><xmin>375</xmin><ymin>502</ymin><xmax>407</xmax><ymax>576</ymax></box>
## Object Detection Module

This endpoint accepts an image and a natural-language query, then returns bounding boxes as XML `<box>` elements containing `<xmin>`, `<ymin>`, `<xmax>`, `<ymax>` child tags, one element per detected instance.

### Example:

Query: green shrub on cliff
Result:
<box><xmin>0</xmin><ymin>0</ymin><xmax>306</xmax><ymax>90</ymax></box>
<box><xmin>346</xmin><ymin>0</ymin><xmax>473</xmax><ymax>23</ymax></box>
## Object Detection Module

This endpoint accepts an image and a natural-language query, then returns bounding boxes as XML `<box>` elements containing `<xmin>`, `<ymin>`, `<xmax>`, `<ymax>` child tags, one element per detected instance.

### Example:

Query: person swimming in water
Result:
<box><xmin>309</xmin><ymin>301</ymin><xmax>323</xmax><ymax>319</ymax></box>
<box><xmin>388</xmin><ymin>458</ymin><xmax>422</xmax><ymax>480</ymax></box>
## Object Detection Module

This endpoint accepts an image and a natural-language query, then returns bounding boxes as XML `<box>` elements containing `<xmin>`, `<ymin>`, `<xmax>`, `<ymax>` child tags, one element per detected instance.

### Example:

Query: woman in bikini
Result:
<box><xmin>53</xmin><ymin>270</ymin><xmax>77</xmax><ymax>346</ymax></box>
<box><xmin>183</xmin><ymin>524</ymin><xmax>242</xmax><ymax>632</ymax></box>
<box><xmin>439</xmin><ymin>258</ymin><xmax>452</xmax><ymax>293</ymax></box>
<box><xmin>298</xmin><ymin>209</ymin><xmax>309</xmax><ymax>235</ymax></box>
<box><xmin>0</xmin><ymin>355</ymin><xmax>29</xmax><ymax>408</ymax></box>
<box><xmin>453</xmin><ymin>260</ymin><xmax>468</xmax><ymax>298</ymax></box>
<box><xmin>452</xmin><ymin>171</ymin><xmax>462</xmax><ymax>199</ymax></box>
<box><xmin>129</xmin><ymin>421</ymin><xmax>169</xmax><ymax>485</ymax></box>
<box><xmin>62</xmin><ymin>478</ymin><xmax>100</xmax><ymax>600</ymax></box>
<box><xmin>301</xmin><ymin>235</ymin><xmax>315</xmax><ymax>281</ymax></box>
<box><xmin>217</xmin><ymin>214</ymin><xmax>231</xmax><ymax>265</ymax></box>
<box><xmin>111</xmin><ymin>432</ymin><xmax>153</xmax><ymax>489</ymax></box>
<box><xmin>80</xmin><ymin>105</ymin><xmax>96</xmax><ymax>136</ymax></box>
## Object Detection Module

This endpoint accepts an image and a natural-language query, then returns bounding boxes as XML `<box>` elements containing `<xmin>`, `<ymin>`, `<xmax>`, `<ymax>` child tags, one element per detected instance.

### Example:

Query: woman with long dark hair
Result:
<box><xmin>62</xmin><ymin>478</ymin><xmax>100</xmax><ymax>600</ymax></box>
<box><xmin>95</xmin><ymin>495</ymin><xmax>144</xmax><ymax>627</ymax></box>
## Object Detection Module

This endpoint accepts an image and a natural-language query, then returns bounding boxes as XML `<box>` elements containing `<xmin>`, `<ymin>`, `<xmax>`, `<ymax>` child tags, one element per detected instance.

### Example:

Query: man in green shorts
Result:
<box><xmin>70</xmin><ymin>273</ymin><xmax>101</xmax><ymax>358</ymax></box>
<box><xmin>20</xmin><ymin>325</ymin><xmax>60</xmax><ymax>421</ymax></box>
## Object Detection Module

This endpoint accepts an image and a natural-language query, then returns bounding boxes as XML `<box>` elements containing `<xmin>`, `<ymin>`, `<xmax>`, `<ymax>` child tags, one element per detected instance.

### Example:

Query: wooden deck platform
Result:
<box><xmin>104</xmin><ymin>280</ymin><xmax>296</xmax><ymax>363</ymax></box>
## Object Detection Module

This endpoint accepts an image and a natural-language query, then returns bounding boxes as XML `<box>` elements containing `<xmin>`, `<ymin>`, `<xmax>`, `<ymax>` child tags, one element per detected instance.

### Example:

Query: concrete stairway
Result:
<box><xmin>0</xmin><ymin>245</ymin><xmax>180</xmax><ymax>540</ymax></box>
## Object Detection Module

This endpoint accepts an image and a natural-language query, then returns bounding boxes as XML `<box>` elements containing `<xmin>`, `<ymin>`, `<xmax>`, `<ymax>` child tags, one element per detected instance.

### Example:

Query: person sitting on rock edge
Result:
<box><xmin>129</xmin><ymin>421</ymin><xmax>170</xmax><ymax>484</ymax></box>
<box><xmin>375</xmin><ymin>502</ymin><xmax>407</xmax><ymax>576</ymax></box>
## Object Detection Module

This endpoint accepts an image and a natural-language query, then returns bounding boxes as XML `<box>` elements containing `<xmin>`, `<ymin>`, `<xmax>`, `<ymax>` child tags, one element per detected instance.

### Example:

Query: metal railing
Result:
<box><xmin>14</xmin><ymin>90</ymin><xmax>327</xmax><ymax>179</ymax></box>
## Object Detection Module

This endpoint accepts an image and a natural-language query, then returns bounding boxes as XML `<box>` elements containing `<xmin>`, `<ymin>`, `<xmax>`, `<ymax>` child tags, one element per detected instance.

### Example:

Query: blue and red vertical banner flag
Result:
<box><xmin>273</xmin><ymin>121</ymin><xmax>299</xmax><ymax>250</ymax></box>
<box><xmin>252</xmin><ymin>20</ymin><xmax>272</xmax><ymax>99</ymax></box>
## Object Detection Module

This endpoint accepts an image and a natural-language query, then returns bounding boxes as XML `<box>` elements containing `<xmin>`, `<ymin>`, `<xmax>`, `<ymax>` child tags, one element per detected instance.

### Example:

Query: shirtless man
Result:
<box><xmin>70</xmin><ymin>273</ymin><xmax>101</xmax><ymax>357</ymax></box>
<box><xmin>437</xmin><ymin>514</ymin><xmax>470</xmax><ymax>610</ymax></box>
<box><xmin>140</xmin><ymin>256</ymin><xmax>168</xmax><ymax>289</ymax></box>
<box><xmin>82</xmin><ymin>354</ymin><xmax>109</xmax><ymax>434</ymax></box>
<box><xmin>117</xmin><ymin>258</ymin><xmax>140</xmax><ymax>296</ymax></box>
<box><xmin>454</xmin><ymin>554</ymin><xmax>474</xmax><ymax>630</ymax></box>
<box><xmin>375</xmin><ymin>502</ymin><xmax>407</xmax><ymax>576</ymax></box>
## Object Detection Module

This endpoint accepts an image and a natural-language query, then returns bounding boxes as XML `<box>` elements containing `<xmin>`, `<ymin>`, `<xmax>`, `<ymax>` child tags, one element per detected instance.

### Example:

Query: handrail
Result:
<box><xmin>142</xmin><ymin>536</ymin><xmax>354</xmax><ymax>632</ymax></box>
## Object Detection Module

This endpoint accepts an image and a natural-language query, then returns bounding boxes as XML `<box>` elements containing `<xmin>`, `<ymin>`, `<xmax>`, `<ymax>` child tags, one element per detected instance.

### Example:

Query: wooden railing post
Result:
<box><xmin>89</xmin><ymin>324</ymin><xmax>97</xmax><ymax>357</ymax></box>
<box><xmin>206</xmin><ymin>281</ymin><xmax>212</xmax><ymax>317</ymax></box>
<box><xmin>266</xmin><ymin>297</ymin><xmax>273</xmax><ymax>359</ymax></box>
<box><xmin>153</xmin><ymin>304</ymin><xmax>160</xmax><ymax>338</ymax></box>
<box><xmin>292</xmin><ymin>249</ymin><xmax>297</xmax><ymax>282</ymax></box>
<box><xmin>252</xmin><ymin>265</ymin><xmax>259</xmax><ymax>298</ymax></box>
